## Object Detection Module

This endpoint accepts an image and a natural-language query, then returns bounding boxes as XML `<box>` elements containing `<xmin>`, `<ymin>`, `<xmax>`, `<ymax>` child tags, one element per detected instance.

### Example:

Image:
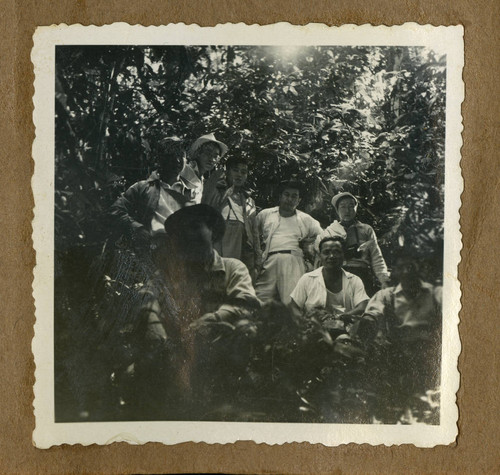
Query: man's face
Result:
<box><xmin>393</xmin><ymin>257</ymin><xmax>419</xmax><ymax>287</ymax></box>
<box><xmin>337</xmin><ymin>197</ymin><xmax>357</xmax><ymax>222</ymax></box>
<box><xmin>227</xmin><ymin>163</ymin><xmax>248</xmax><ymax>188</ymax></box>
<box><xmin>279</xmin><ymin>187</ymin><xmax>300</xmax><ymax>213</ymax></box>
<box><xmin>319</xmin><ymin>240</ymin><xmax>344</xmax><ymax>270</ymax></box>
<box><xmin>178</xmin><ymin>222</ymin><xmax>214</xmax><ymax>267</ymax></box>
<box><xmin>159</xmin><ymin>151</ymin><xmax>186</xmax><ymax>179</ymax></box>
<box><xmin>195</xmin><ymin>142</ymin><xmax>221</xmax><ymax>174</ymax></box>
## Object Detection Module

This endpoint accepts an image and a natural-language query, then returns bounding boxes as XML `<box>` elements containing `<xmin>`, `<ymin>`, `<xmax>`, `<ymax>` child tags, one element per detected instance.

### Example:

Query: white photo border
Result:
<box><xmin>32</xmin><ymin>22</ymin><xmax>463</xmax><ymax>448</ymax></box>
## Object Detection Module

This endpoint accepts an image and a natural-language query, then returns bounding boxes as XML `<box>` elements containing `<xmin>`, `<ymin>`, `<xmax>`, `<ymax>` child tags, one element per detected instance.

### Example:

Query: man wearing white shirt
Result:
<box><xmin>290</xmin><ymin>236</ymin><xmax>369</xmax><ymax>318</ymax></box>
<box><xmin>255</xmin><ymin>180</ymin><xmax>322</xmax><ymax>305</ymax></box>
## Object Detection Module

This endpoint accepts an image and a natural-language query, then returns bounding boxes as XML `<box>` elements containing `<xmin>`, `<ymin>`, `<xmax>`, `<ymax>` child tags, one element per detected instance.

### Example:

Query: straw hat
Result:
<box><xmin>189</xmin><ymin>133</ymin><xmax>228</xmax><ymax>157</ymax></box>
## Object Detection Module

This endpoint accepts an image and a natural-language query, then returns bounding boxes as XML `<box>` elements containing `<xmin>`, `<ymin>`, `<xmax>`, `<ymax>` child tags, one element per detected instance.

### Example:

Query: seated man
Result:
<box><xmin>255</xmin><ymin>180</ymin><xmax>322</xmax><ymax>305</ymax></box>
<box><xmin>130</xmin><ymin>205</ymin><xmax>259</xmax><ymax>417</ymax></box>
<box><xmin>290</xmin><ymin>236</ymin><xmax>369</xmax><ymax>321</ymax></box>
<box><xmin>110</xmin><ymin>137</ymin><xmax>191</xmax><ymax>252</ymax></box>
<box><xmin>360</xmin><ymin>250</ymin><xmax>442</xmax><ymax>392</ymax></box>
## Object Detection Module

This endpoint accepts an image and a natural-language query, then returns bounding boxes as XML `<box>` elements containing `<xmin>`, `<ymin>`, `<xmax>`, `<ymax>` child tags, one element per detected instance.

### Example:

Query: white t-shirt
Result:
<box><xmin>269</xmin><ymin>215</ymin><xmax>301</xmax><ymax>252</ymax></box>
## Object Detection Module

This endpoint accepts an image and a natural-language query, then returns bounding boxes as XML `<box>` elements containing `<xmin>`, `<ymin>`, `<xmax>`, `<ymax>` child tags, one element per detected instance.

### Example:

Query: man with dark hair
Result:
<box><xmin>202</xmin><ymin>155</ymin><xmax>261</xmax><ymax>281</ymax></box>
<box><xmin>110</xmin><ymin>137</ymin><xmax>192</xmax><ymax>252</ymax></box>
<box><xmin>290</xmin><ymin>236</ymin><xmax>369</xmax><ymax>318</ymax></box>
<box><xmin>180</xmin><ymin>133</ymin><xmax>228</xmax><ymax>204</ymax></box>
<box><xmin>255</xmin><ymin>180</ymin><xmax>322</xmax><ymax>305</ymax></box>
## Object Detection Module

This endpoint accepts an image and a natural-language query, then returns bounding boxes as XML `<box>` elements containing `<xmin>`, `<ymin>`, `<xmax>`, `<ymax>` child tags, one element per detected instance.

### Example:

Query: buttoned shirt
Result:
<box><xmin>290</xmin><ymin>267</ymin><xmax>369</xmax><ymax>313</ymax></box>
<box><xmin>257</xmin><ymin>207</ymin><xmax>322</xmax><ymax>263</ymax></box>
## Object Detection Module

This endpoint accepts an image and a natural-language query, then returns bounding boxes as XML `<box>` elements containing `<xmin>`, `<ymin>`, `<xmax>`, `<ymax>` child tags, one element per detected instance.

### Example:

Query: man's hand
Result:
<box><xmin>189</xmin><ymin>312</ymin><xmax>220</xmax><ymax>330</ymax></box>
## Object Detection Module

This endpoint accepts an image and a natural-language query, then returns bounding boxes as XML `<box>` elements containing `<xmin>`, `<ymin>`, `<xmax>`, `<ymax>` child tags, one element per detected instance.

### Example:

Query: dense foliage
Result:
<box><xmin>54</xmin><ymin>45</ymin><xmax>445</xmax><ymax>421</ymax></box>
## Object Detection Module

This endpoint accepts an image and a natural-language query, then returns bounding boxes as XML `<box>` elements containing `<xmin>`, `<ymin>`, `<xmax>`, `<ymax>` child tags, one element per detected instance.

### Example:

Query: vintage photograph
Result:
<box><xmin>32</xmin><ymin>23</ymin><xmax>463</xmax><ymax>447</ymax></box>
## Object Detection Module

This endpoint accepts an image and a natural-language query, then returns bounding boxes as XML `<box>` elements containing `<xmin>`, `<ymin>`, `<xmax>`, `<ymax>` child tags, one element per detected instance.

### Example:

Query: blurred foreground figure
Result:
<box><xmin>128</xmin><ymin>204</ymin><xmax>259</xmax><ymax>419</ymax></box>
<box><xmin>316</xmin><ymin>192</ymin><xmax>389</xmax><ymax>295</ymax></box>
<box><xmin>359</xmin><ymin>250</ymin><xmax>442</xmax><ymax>394</ymax></box>
<box><xmin>255</xmin><ymin>180</ymin><xmax>322</xmax><ymax>305</ymax></box>
<box><xmin>203</xmin><ymin>156</ymin><xmax>261</xmax><ymax>281</ymax></box>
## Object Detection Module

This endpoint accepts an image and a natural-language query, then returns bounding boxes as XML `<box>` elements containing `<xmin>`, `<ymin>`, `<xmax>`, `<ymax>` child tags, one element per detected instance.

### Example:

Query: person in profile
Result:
<box><xmin>290</xmin><ymin>236</ymin><xmax>369</xmax><ymax>321</ymax></box>
<box><xmin>315</xmin><ymin>192</ymin><xmax>389</xmax><ymax>295</ymax></box>
<box><xmin>180</xmin><ymin>133</ymin><xmax>228</xmax><ymax>204</ymax></box>
<box><xmin>202</xmin><ymin>155</ymin><xmax>261</xmax><ymax>281</ymax></box>
<box><xmin>110</xmin><ymin>136</ymin><xmax>191</xmax><ymax>253</ymax></box>
<box><xmin>255</xmin><ymin>180</ymin><xmax>322</xmax><ymax>305</ymax></box>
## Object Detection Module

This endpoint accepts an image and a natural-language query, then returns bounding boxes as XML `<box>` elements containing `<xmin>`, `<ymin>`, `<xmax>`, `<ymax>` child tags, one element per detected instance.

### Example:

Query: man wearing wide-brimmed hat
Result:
<box><xmin>180</xmin><ymin>133</ymin><xmax>228</xmax><ymax>204</ymax></box>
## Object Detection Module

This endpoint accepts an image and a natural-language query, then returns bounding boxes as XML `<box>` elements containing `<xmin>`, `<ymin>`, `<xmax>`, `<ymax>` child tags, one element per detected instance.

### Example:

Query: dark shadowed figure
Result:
<box><xmin>128</xmin><ymin>205</ymin><xmax>260</xmax><ymax>419</ymax></box>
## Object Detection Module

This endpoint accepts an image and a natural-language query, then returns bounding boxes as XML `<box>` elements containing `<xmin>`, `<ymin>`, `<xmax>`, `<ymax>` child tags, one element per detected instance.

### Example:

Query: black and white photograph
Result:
<box><xmin>32</xmin><ymin>23</ymin><xmax>463</xmax><ymax>447</ymax></box>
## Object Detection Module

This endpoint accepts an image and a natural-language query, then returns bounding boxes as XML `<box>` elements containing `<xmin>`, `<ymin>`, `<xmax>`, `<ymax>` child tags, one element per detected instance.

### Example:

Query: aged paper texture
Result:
<box><xmin>32</xmin><ymin>22</ymin><xmax>463</xmax><ymax>448</ymax></box>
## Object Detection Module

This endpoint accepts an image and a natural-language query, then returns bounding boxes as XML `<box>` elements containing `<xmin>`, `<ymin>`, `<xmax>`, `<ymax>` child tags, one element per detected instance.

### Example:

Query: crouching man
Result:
<box><xmin>289</xmin><ymin>236</ymin><xmax>369</xmax><ymax>322</ymax></box>
<box><xmin>358</xmin><ymin>250</ymin><xmax>443</xmax><ymax>394</ymax></box>
<box><xmin>128</xmin><ymin>204</ymin><xmax>259</xmax><ymax>419</ymax></box>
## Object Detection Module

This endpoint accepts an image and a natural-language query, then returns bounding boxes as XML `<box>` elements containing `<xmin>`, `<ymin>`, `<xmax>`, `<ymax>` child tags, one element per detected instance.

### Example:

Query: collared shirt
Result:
<box><xmin>150</xmin><ymin>182</ymin><xmax>189</xmax><ymax>235</ymax></box>
<box><xmin>290</xmin><ymin>267</ymin><xmax>369</xmax><ymax>313</ymax></box>
<box><xmin>364</xmin><ymin>281</ymin><xmax>442</xmax><ymax>335</ymax></box>
<box><xmin>257</xmin><ymin>207</ymin><xmax>322</xmax><ymax>262</ymax></box>
<box><xmin>180</xmin><ymin>160</ymin><xmax>204</xmax><ymax>204</ymax></box>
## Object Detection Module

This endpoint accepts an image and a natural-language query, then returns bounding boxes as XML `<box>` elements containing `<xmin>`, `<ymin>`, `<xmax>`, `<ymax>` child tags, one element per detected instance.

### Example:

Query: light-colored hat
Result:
<box><xmin>189</xmin><ymin>133</ymin><xmax>228</xmax><ymax>157</ymax></box>
<box><xmin>331</xmin><ymin>192</ymin><xmax>358</xmax><ymax>210</ymax></box>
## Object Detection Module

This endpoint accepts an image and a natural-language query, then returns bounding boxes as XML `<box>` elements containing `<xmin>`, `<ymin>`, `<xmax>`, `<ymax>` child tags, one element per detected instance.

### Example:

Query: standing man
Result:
<box><xmin>180</xmin><ymin>133</ymin><xmax>228</xmax><ymax>204</ymax></box>
<box><xmin>255</xmin><ymin>180</ymin><xmax>322</xmax><ymax>305</ymax></box>
<box><xmin>202</xmin><ymin>156</ymin><xmax>261</xmax><ymax>281</ymax></box>
<box><xmin>110</xmin><ymin>137</ymin><xmax>191</xmax><ymax>252</ymax></box>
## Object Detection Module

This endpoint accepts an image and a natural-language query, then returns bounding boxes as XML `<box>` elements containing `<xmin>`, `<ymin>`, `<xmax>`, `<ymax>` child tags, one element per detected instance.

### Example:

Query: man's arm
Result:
<box><xmin>301</xmin><ymin>216</ymin><xmax>323</xmax><ymax>264</ymax></box>
<box><xmin>288</xmin><ymin>275</ymin><xmax>308</xmax><ymax>318</ymax></box>
<box><xmin>358</xmin><ymin>288</ymin><xmax>391</xmax><ymax>341</ymax></box>
<box><xmin>110</xmin><ymin>182</ymin><xmax>148</xmax><ymax>236</ymax></box>
<box><xmin>247</xmin><ymin>201</ymin><xmax>263</xmax><ymax>279</ymax></box>
<box><xmin>364</xmin><ymin>226</ymin><xmax>390</xmax><ymax>287</ymax></box>
<box><xmin>216</xmin><ymin>259</ymin><xmax>260</xmax><ymax>321</ymax></box>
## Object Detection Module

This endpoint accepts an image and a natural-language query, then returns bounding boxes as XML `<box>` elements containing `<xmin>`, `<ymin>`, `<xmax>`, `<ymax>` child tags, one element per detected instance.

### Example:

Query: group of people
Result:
<box><xmin>109</xmin><ymin>132</ymin><xmax>442</xmax><ymax>412</ymax></box>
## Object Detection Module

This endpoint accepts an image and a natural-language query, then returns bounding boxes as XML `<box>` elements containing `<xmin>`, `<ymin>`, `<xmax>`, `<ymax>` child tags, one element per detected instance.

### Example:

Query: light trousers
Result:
<box><xmin>255</xmin><ymin>253</ymin><xmax>306</xmax><ymax>305</ymax></box>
